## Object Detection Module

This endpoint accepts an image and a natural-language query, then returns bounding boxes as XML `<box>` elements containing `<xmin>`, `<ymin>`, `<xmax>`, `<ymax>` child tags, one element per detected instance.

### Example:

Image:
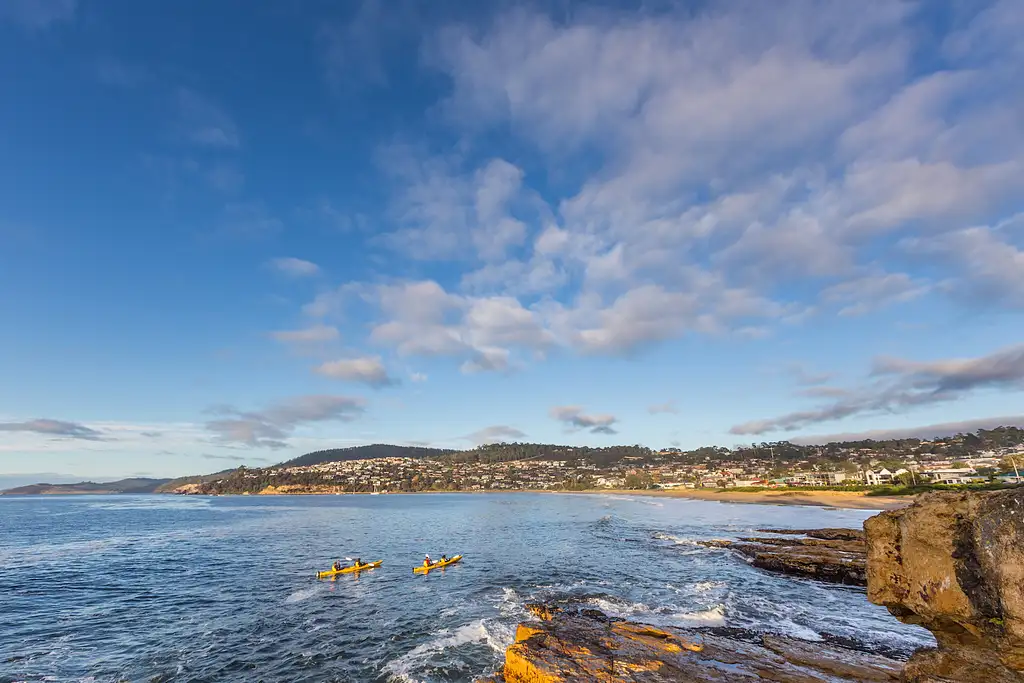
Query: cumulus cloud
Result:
<box><xmin>463</xmin><ymin>425</ymin><xmax>526</xmax><ymax>444</ymax></box>
<box><xmin>901</xmin><ymin>214</ymin><xmax>1024</xmax><ymax>308</ymax></box>
<box><xmin>550</xmin><ymin>406</ymin><xmax>618</xmax><ymax>434</ymax></box>
<box><xmin>315</xmin><ymin>356</ymin><xmax>397</xmax><ymax>387</ymax></box>
<box><xmin>731</xmin><ymin>343</ymin><xmax>1024</xmax><ymax>435</ymax></box>
<box><xmin>375</xmin><ymin>147</ymin><xmax>532</xmax><ymax>263</ymax></box>
<box><xmin>204</xmin><ymin>395</ymin><xmax>365</xmax><ymax>448</ymax></box>
<box><xmin>291</xmin><ymin>2</ymin><xmax>1024</xmax><ymax>377</ymax></box>
<box><xmin>269</xmin><ymin>257</ymin><xmax>321</xmax><ymax>277</ymax></box>
<box><xmin>0</xmin><ymin>418</ymin><xmax>104</xmax><ymax>441</ymax></box>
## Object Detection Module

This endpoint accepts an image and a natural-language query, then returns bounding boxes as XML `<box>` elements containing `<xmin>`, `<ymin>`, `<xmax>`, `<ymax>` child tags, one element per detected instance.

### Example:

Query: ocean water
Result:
<box><xmin>0</xmin><ymin>493</ymin><xmax>933</xmax><ymax>682</ymax></box>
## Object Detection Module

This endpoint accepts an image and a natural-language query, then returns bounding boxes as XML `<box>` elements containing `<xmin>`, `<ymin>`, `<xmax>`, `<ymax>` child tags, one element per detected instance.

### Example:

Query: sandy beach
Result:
<box><xmin>575</xmin><ymin>488</ymin><xmax>913</xmax><ymax>510</ymax></box>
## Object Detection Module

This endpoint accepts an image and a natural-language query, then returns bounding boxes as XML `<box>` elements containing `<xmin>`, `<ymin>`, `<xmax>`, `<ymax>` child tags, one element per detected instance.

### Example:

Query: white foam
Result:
<box><xmin>285</xmin><ymin>585</ymin><xmax>321</xmax><ymax>603</ymax></box>
<box><xmin>692</xmin><ymin>581</ymin><xmax>724</xmax><ymax>593</ymax></box>
<box><xmin>383</xmin><ymin>619</ymin><xmax>514</xmax><ymax>682</ymax></box>
<box><xmin>677</xmin><ymin>604</ymin><xmax>727</xmax><ymax>627</ymax></box>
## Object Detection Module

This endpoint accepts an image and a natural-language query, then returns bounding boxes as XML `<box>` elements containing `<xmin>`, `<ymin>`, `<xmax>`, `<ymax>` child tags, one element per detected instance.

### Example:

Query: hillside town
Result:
<box><xmin>177</xmin><ymin>427</ymin><xmax>1024</xmax><ymax>495</ymax></box>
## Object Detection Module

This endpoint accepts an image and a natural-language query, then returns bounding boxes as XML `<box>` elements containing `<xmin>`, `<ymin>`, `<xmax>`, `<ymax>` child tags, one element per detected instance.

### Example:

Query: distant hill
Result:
<box><xmin>153</xmin><ymin>469</ymin><xmax>236</xmax><ymax>493</ymax></box>
<box><xmin>276</xmin><ymin>444</ymin><xmax>458</xmax><ymax>469</ymax></box>
<box><xmin>1</xmin><ymin>477</ymin><xmax>172</xmax><ymax>495</ymax></box>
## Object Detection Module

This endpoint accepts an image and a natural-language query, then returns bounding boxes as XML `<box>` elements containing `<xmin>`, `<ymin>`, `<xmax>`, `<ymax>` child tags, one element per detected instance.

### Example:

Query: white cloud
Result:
<box><xmin>315</xmin><ymin>356</ymin><xmax>397</xmax><ymax>387</ymax></box>
<box><xmin>647</xmin><ymin>401</ymin><xmax>678</xmax><ymax>415</ymax></box>
<box><xmin>270</xmin><ymin>324</ymin><xmax>340</xmax><ymax>344</ymax></box>
<box><xmin>463</xmin><ymin>425</ymin><xmax>526</xmax><ymax>444</ymax></box>
<box><xmin>375</xmin><ymin>147</ymin><xmax>534</xmax><ymax>263</ymax></box>
<box><xmin>0</xmin><ymin>418</ymin><xmax>103</xmax><ymax>441</ymax></box>
<box><xmin>902</xmin><ymin>216</ymin><xmax>1024</xmax><ymax>308</ymax></box>
<box><xmin>269</xmin><ymin>257</ymin><xmax>321</xmax><ymax>277</ymax></box>
<box><xmin>550</xmin><ymin>405</ymin><xmax>618</xmax><ymax>435</ymax></box>
<box><xmin>205</xmin><ymin>395</ymin><xmax>366</xmax><ymax>448</ymax></box>
<box><xmin>791</xmin><ymin>414</ymin><xmax>1024</xmax><ymax>445</ymax></box>
<box><xmin>295</xmin><ymin>3</ymin><xmax>1024</xmax><ymax>375</ymax></box>
<box><xmin>819</xmin><ymin>269</ymin><xmax>929</xmax><ymax>317</ymax></box>
<box><xmin>732</xmin><ymin>343</ymin><xmax>1024</xmax><ymax>436</ymax></box>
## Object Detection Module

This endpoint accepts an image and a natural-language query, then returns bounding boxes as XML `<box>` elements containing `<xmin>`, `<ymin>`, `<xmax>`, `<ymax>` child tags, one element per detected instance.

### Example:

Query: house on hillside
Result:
<box><xmin>786</xmin><ymin>471</ymin><xmax>851</xmax><ymax>486</ymax></box>
<box><xmin>864</xmin><ymin>468</ymin><xmax>894</xmax><ymax>486</ymax></box>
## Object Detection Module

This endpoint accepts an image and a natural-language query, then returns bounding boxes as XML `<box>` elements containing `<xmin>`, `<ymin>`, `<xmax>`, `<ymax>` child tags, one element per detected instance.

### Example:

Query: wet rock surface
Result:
<box><xmin>865</xmin><ymin>487</ymin><xmax>1024</xmax><ymax>682</ymax></box>
<box><xmin>699</xmin><ymin>528</ymin><xmax>868</xmax><ymax>585</ymax></box>
<box><xmin>479</xmin><ymin>604</ymin><xmax>903</xmax><ymax>682</ymax></box>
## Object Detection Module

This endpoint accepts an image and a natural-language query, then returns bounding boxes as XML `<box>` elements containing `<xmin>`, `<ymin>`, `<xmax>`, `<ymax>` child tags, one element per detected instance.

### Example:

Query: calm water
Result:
<box><xmin>0</xmin><ymin>493</ymin><xmax>932</xmax><ymax>682</ymax></box>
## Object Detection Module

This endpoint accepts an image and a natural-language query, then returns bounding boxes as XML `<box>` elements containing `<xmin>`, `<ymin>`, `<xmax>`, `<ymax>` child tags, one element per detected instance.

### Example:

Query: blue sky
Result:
<box><xmin>2</xmin><ymin>0</ymin><xmax>1023</xmax><ymax>480</ymax></box>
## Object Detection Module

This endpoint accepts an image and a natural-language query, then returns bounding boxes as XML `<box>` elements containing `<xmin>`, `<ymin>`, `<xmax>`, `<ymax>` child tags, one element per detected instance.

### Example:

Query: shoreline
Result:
<box><xmin>178</xmin><ymin>486</ymin><xmax>916</xmax><ymax>510</ymax></box>
<box><xmin>8</xmin><ymin>485</ymin><xmax>914</xmax><ymax>510</ymax></box>
<box><xmin>566</xmin><ymin>487</ymin><xmax>913</xmax><ymax>510</ymax></box>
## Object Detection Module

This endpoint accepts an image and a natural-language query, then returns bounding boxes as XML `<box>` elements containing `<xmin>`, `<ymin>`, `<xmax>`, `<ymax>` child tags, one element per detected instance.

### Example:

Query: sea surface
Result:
<box><xmin>0</xmin><ymin>492</ymin><xmax>934</xmax><ymax>682</ymax></box>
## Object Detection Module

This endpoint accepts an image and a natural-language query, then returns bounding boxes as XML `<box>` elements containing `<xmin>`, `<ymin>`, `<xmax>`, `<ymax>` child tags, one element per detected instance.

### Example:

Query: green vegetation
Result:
<box><xmin>441</xmin><ymin>443</ymin><xmax>654</xmax><ymax>467</ymax></box>
<box><xmin>154</xmin><ymin>470</ymin><xmax>235</xmax><ymax>493</ymax></box>
<box><xmin>865</xmin><ymin>482</ymin><xmax>1018</xmax><ymax>496</ymax></box>
<box><xmin>278</xmin><ymin>444</ymin><xmax>457</xmax><ymax>469</ymax></box>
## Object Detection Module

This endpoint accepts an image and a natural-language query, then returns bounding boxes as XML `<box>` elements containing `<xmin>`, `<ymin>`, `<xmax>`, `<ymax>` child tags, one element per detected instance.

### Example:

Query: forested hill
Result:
<box><xmin>2</xmin><ymin>478</ymin><xmax>171</xmax><ymax>495</ymax></box>
<box><xmin>154</xmin><ymin>469</ymin><xmax>236</xmax><ymax>493</ymax></box>
<box><xmin>270</xmin><ymin>425</ymin><xmax>1024</xmax><ymax>471</ymax></box>
<box><xmin>276</xmin><ymin>444</ymin><xmax>458</xmax><ymax>468</ymax></box>
<box><xmin>277</xmin><ymin>443</ymin><xmax>655</xmax><ymax>469</ymax></box>
<box><xmin>440</xmin><ymin>443</ymin><xmax>654</xmax><ymax>467</ymax></box>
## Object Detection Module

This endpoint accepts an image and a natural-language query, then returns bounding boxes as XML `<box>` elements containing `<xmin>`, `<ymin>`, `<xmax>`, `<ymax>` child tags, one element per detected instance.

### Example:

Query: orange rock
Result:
<box><xmin>865</xmin><ymin>488</ymin><xmax>1024</xmax><ymax>681</ymax></box>
<box><xmin>482</xmin><ymin>605</ymin><xmax>900</xmax><ymax>682</ymax></box>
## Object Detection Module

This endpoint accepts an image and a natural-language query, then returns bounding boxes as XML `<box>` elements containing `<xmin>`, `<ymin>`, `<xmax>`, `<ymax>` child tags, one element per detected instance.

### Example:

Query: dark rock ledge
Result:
<box><xmin>698</xmin><ymin>527</ymin><xmax>867</xmax><ymax>585</ymax></box>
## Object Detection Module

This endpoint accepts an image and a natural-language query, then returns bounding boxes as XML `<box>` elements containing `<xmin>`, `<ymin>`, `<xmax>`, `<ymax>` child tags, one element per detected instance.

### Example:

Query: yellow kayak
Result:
<box><xmin>414</xmin><ymin>555</ymin><xmax>463</xmax><ymax>574</ymax></box>
<box><xmin>316</xmin><ymin>560</ymin><xmax>382</xmax><ymax>578</ymax></box>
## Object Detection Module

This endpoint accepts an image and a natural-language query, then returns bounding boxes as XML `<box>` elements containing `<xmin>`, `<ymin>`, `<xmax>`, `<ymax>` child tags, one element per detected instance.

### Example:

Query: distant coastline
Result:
<box><xmin>199</xmin><ymin>486</ymin><xmax>915</xmax><ymax>510</ymax></box>
<box><xmin>0</xmin><ymin>485</ymin><xmax>910</xmax><ymax>509</ymax></box>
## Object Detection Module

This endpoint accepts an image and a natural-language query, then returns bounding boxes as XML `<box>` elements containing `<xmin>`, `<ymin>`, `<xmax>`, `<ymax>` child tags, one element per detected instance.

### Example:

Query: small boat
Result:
<box><xmin>413</xmin><ymin>555</ymin><xmax>463</xmax><ymax>574</ymax></box>
<box><xmin>316</xmin><ymin>560</ymin><xmax>382</xmax><ymax>578</ymax></box>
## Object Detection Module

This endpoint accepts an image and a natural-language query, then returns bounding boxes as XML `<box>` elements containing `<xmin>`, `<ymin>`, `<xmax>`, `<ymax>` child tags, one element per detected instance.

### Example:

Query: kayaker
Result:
<box><xmin>440</xmin><ymin>555</ymin><xmax>448</xmax><ymax>563</ymax></box>
<box><xmin>424</xmin><ymin>554</ymin><xmax>432</xmax><ymax>567</ymax></box>
<box><xmin>332</xmin><ymin>560</ymin><xmax>342</xmax><ymax>572</ymax></box>
<box><xmin>354</xmin><ymin>558</ymin><xmax>362</xmax><ymax>568</ymax></box>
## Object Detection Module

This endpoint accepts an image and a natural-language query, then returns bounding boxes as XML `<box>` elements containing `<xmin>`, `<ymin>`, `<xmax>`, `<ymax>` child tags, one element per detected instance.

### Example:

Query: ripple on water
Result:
<box><xmin>0</xmin><ymin>493</ymin><xmax>934</xmax><ymax>682</ymax></box>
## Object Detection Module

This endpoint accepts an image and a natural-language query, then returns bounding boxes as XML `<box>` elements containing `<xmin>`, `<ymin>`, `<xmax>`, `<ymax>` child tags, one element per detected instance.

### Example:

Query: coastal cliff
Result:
<box><xmin>483</xmin><ymin>488</ymin><xmax>1023</xmax><ymax>682</ymax></box>
<box><xmin>865</xmin><ymin>488</ymin><xmax>1024</xmax><ymax>682</ymax></box>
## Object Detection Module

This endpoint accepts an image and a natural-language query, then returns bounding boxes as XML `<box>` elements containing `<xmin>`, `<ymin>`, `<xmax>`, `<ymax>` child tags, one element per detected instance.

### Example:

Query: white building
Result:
<box><xmin>865</xmin><ymin>468</ymin><xmax>893</xmax><ymax>486</ymax></box>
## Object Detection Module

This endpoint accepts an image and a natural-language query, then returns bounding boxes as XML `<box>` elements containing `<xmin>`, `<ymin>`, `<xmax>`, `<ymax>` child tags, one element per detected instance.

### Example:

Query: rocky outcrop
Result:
<box><xmin>865</xmin><ymin>487</ymin><xmax>1024</xmax><ymax>682</ymax></box>
<box><xmin>480</xmin><ymin>604</ymin><xmax>902</xmax><ymax>682</ymax></box>
<box><xmin>757</xmin><ymin>528</ymin><xmax>866</xmax><ymax>542</ymax></box>
<box><xmin>699</xmin><ymin>528</ymin><xmax>867</xmax><ymax>585</ymax></box>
